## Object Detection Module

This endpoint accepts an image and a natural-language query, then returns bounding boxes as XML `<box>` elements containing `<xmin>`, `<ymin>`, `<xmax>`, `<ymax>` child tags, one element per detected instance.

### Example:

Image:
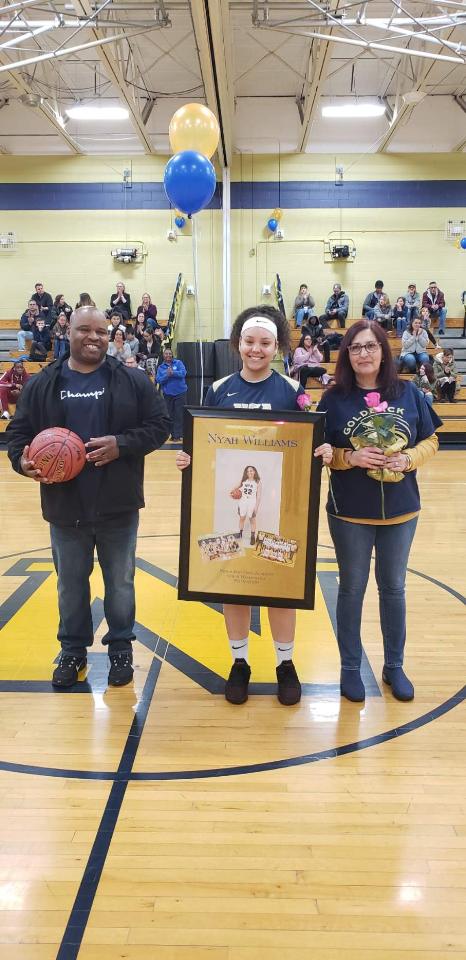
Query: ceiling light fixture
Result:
<box><xmin>66</xmin><ymin>104</ymin><xmax>129</xmax><ymax>120</ymax></box>
<box><xmin>322</xmin><ymin>103</ymin><xmax>386</xmax><ymax>118</ymax></box>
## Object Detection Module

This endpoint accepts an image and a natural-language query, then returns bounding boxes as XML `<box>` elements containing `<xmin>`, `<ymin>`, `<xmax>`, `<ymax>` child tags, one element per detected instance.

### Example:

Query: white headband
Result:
<box><xmin>241</xmin><ymin>316</ymin><xmax>278</xmax><ymax>339</ymax></box>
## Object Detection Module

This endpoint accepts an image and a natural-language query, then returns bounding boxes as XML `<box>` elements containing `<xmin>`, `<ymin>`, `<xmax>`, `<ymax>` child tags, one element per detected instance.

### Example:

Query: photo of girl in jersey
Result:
<box><xmin>231</xmin><ymin>465</ymin><xmax>262</xmax><ymax>545</ymax></box>
<box><xmin>213</xmin><ymin>449</ymin><xmax>283</xmax><ymax>544</ymax></box>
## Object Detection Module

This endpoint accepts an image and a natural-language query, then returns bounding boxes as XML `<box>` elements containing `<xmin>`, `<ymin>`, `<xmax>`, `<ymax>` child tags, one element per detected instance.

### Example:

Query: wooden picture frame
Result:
<box><xmin>178</xmin><ymin>408</ymin><xmax>325</xmax><ymax>608</ymax></box>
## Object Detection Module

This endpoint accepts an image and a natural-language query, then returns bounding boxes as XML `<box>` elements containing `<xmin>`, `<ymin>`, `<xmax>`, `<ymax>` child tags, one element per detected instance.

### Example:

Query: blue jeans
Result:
<box><xmin>416</xmin><ymin>387</ymin><xmax>433</xmax><ymax>406</ymax></box>
<box><xmin>50</xmin><ymin>512</ymin><xmax>139</xmax><ymax>658</ymax></box>
<box><xmin>430</xmin><ymin>307</ymin><xmax>447</xmax><ymax>332</ymax></box>
<box><xmin>406</xmin><ymin>306</ymin><xmax>419</xmax><ymax>324</ymax></box>
<box><xmin>328</xmin><ymin>514</ymin><xmax>418</xmax><ymax>671</ymax></box>
<box><xmin>295</xmin><ymin>307</ymin><xmax>316</xmax><ymax>327</ymax></box>
<box><xmin>398</xmin><ymin>351</ymin><xmax>430</xmax><ymax>372</ymax></box>
<box><xmin>396</xmin><ymin>316</ymin><xmax>409</xmax><ymax>337</ymax></box>
<box><xmin>17</xmin><ymin>330</ymin><xmax>33</xmax><ymax>351</ymax></box>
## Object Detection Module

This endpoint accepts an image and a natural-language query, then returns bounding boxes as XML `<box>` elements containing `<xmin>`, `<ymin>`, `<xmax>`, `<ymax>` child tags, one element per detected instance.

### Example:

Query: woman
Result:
<box><xmin>176</xmin><ymin>305</ymin><xmax>306</xmax><ymax>707</ymax></box>
<box><xmin>139</xmin><ymin>324</ymin><xmax>162</xmax><ymax>360</ymax></box>
<box><xmin>413</xmin><ymin>362</ymin><xmax>435</xmax><ymax>406</ymax></box>
<box><xmin>433</xmin><ymin>347</ymin><xmax>459</xmax><ymax>403</ymax></box>
<box><xmin>231</xmin><ymin>466</ymin><xmax>262</xmax><ymax>545</ymax></box>
<box><xmin>110</xmin><ymin>282</ymin><xmax>132</xmax><ymax>321</ymax></box>
<box><xmin>51</xmin><ymin>294</ymin><xmax>72</xmax><ymax>327</ymax></box>
<box><xmin>52</xmin><ymin>312</ymin><xmax>70</xmax><ymax>360</ymax></box>
<box><xmin>75</xmin><ymin>292</ymin><xmax>96</xmax><ymax>309</ymax></box>
<box><xmin>293</xmin><ymin>284</ymin><xmax>316</xmax><ymax>328</ymax></box>
<box><xmin>419</xmin><ymin>305</ymin><xmax>438</xmax><ymax>346</ymax></box>
<box><xmin>290</xmin><ymin>333</ymin><xmax>330</xmax><ymax>387</ymax></box>
<box><xmin>0</xmin><ymin>359</ymin><xmax>30</xmax><ymax>419</ymax></box>
<box><xmin>107</xmin><ymin>328</ymin><xmax>132</xmax><ymax>363</ymax></box>
<box><xmin>300</xmin><ymin>316</ymin><xmax>331</xmax><ymax>362</ymax></box>
<box><xmin>373</xmin><ymin>294</ymin><xmax>392</xmax><ymax>330</ymax></box>
<box><xmin>134</xmin><ymin>312</ymin><xmax>147</xmax><ymax>341</ymax></box>
<box><xmin>314</xmin><ymin>320</ymin><xmax>441</xmax><ymax>703</ymax></box>
<box><xmin>136</xmin><ymin>292</ymin><xmax>157</xmax><ymax>323</ymax></box>
<box><xmin>392</xmin><ymin>296</ymin><xmax>408</xmax><ymax>338</ymax></box>
<box><xmin>398</xmin><ymin>317</ymin><xmax>430</xmax><ymax>372</ymax></box>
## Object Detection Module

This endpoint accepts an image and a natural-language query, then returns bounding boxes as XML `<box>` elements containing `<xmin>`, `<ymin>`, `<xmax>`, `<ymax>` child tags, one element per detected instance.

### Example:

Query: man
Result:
<box><xmin>319</xmin><ymin>283</ymin><xmax>349</xmax><ymax>328</ymax></box>
<box><xmin>362</xmin><ymin>280</ymin><xmax>384</xmax><ymax>320</ymax></box>
<box><xmin>404</xmin><ymin>283</ymin><xmax>420</xmax><ymax>324</ymax></box>
<box><xmin>18</xmin><ymin>300</ymin><xmax>43</xmax><ymax>352</ymax></box>
<box><xmin>7</xmin><ymin>307</ymin><xmax>170</xmax><ymax>689</ymax></box>
<box><xmin>156</xmin><ymin>347</ymin><xmax>188</xmax><ymax>442</ymax></box>
<box><xmin>422</xmin><ymin>281</ymin><xmax>447</xmax><ymax>336</ymax></box>
<box><xmin>0</xmin><ymin>358</ymin><xmax>30</xmax><ymax>419</ymax></box>
<box><xmin>31</xmin><ymin>282</ymin><xmax>53</xmax><ymax>321</ymax></box>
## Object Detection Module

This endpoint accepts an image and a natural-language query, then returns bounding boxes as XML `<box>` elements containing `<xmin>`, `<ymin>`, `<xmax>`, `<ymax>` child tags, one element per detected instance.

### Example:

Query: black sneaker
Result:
<box><xmin>276</xmin><ymin>660</ymin><xmax>301</xmax><ymax>705</ymax></box>
<box><xmin>250</xmin><ymin>533</ymin><xmax>256</xmax><ymax>545</ymax></box>
<box><xmin>52</xmin><ymin>655</ymin><xmax>87</xmax><ymax>688</ymax></box>
<box><xmin>225</xmin><ymin>658</ymin><xmax>251</xmax><ymax>704</ymax></box>
<box><xmin>108</xmin><ymin>651</ymin><xmax>134</xmax><ymax>687</ymax></box>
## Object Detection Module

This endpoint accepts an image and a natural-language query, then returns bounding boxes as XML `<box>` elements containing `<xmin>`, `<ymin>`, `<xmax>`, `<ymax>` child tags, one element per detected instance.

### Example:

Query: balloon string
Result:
<box><xmin>192</xmin><ymin>215</ymin><xmax>204</xmax><ymax>404</ymax></box>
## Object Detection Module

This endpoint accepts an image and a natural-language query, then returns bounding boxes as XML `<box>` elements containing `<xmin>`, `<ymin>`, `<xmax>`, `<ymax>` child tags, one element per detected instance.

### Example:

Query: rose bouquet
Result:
<box><xmin>350</xmin><ymin>391</ymin><xmax>408</xmax><ymax>518</ymax></box>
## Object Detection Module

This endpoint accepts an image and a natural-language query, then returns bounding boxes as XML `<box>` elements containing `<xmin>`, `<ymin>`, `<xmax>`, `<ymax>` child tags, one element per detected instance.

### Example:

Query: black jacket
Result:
<box><xmin>7</xmin><ymin>355</ymin><xmax>170</xmax><ymax>526</ymax></box>
<box><xmin>32</xmin><ymin>291</ymin><xmax>53</xmax><ymax>318</ymax></box>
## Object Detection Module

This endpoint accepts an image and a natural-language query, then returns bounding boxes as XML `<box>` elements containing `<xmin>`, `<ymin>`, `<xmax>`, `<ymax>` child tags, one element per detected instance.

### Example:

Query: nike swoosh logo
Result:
<box><xmin>226</xmin><ymin>392</ymin><xmax>238</xmax><ymax>396</ymax></box>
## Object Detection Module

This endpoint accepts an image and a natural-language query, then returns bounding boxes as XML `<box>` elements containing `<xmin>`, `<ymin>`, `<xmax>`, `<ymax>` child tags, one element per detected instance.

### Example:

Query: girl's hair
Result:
<box><xmin>298</xmin><ymin>332</ymin><xmax>313</xmax><ymax>348</ymax></box>
<box><xmin>54</xmin><ymin>294</ymin><xmax>64</xmax><ymax>307</ymax></box>
<box><xmin>125</xmin><ymin>324</ymin><xmax>135</xmax><ymax>336</ymax></box>
<box><xmin>443</xmin><ymin>347</ymin><xmax>454</xmax><ymax>358</ymax></box>
<box><xmin>56</xmin><ymin>312</ymin><xmax>68</xmax><ymax>328</ymax></box>
<box><xmin>379</xmin><ymin>294</ymin><xmax>391</xmax><ymax>308</ymax></box>
<box><xmin>76</xmin><ymin>292</ymin><xmax>95</xmax><ymax>307</ymax></box>
<box><xmin>241</xmin><ymin>465</ymin><xmax>260</xmax><ymax>483</ymax></box>
<box><xmin>396</xmin><ymin>296</ymin><xmax>406</xmax><ymax>306</ymax></box>
<box><xmin>230</xmin><ymin>305</ymin><xmax>289</xmax><ymax>354</ymax></box>
<box><xmin>111</xmin><ymin>327</ymin><xmax>126</xmax><ymax>342</ymax></box>
<box><xmin>329</xmin><ymin>319</ymin><xmax>402</xmax><ymax>399</ymax></box>
<box><xmin>421</xmin><ymin>361</ymin><xmax>435</xmax><ymax>384</ymax></box>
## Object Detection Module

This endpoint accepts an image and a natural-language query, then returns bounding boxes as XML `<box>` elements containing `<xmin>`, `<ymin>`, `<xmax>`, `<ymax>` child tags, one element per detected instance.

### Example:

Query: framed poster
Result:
<box><xmin>178</xmin><ymin>408</ymin><xmax>325</xmax><ymax>608</ymax></box>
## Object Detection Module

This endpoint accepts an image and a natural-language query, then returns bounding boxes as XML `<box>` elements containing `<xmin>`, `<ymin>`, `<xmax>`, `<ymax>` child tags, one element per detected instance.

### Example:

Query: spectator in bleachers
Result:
<box><xmin>362</xmin><ymin>280</ymin><xmax>384</xmax><ymax>319</ymax></box>
<box><xmin>156</xmin><ymin>347</ymin><xmax>187</xmax><ymax>442</ymax></box>
<box><xmin>76</xmin><ymin>292</ymin><xmax>96</xmax><ymax>309</ymax></box>
<box><xmin>419</xmin><ymin>305</ymin><xmax>438</xmax><ymax>346</ymax></box>
<box><xmin>461</xmin><ymin>290</ymin><xmax>466</xmax><ymax>338</ymax></box>
<box><xmin>373</xmin><ymin>294</ymin><xmax>393</xmax><ymax>330</ymax></box>
<box><xmin>18</xmin><ymin>300</ymin><xmax>43</xmax><ymax>352</ymax></box>
<box><xmin>107</xmin><ymin>328</ymin><xmax>132</xmax><ymax>363</ymax></box>
<box><xmin>29</xmin><ymin>318</ymin><xmax>51</xmax><ymax>361</ymax></box>
<box><xmin>139</xmin><ymin>323</ymin><xmax>163</xmax><ymax>361</ymax></box>
<box><xmin>136</xmin><ymin>293</ymin><xmax>158</xmax><ymax>324</ymax></box>
<box><xmin>107</xmin><ymin>312</ymin><xmax>126</xmax><ymax>336</ymax></box>
<box><xmin>0</xmin><ymin>358</ymin><xmax>30</xmax><ymax>419</ymax></box>
<box><xmin>398</xmin><ymin>317</ymin><xmax>430</xmax><ymax>372</ymax></box>
<box><xmin>293</xmin><ymin>284</ymin><xmax>317</xmax><ymax>328</ymax></box>
<box><xmin>51</xmin><ymin>294</ymin><xmax>72</xmax><ymax>327</ymax></box>
<box><xmin>125</xmin><ymin>325</ymin><xmax>140</xmax><ymax>358</ymax></box>
<box><xmin>319</xmin><ymin>283</ymin><xmax>349</xmax><ymax>328</ymax></box>
<box><xmin>393</xmin><ymin>297</ymin><xmax>409</xmax><ymax>337</ymax></box>
<box><xmin>290</xmin><ymin>333</ymin><xmax>330</xmax><ymax>388</ymax></box>
<box><xmin>110</xmin><ymin>282</ymin><xmax>132</xmax><ymax>321</ymax></box>
<box><xmin>53</xmin><ymin>313</ymin><xmax>70</xmax><ymax>360</ymax></box>
<box><xmin>413</xmin><ymin>362</ymin><xmax>435</xmax><ymax>406</ymax></box>
<box><xmin>433</xmin><ymin>348</ymin><xmax>459</xmax><ymax>403</ymax></box>
<box><xmin>31</xmin><ymin>282</ymin><xmax>53</xmax><ymax>322</ymax></box>
<box><xmin>404</xmin><ymin>284</ymin><xmax>420</xmax><ymax>324</ymax></box>
<box><xmin>301</xmin><ymin>315</ymin><xmax>331</xmax><ymax>362</ymax></box>
<box><xmin>135</xmin><ymin>312</ymin><xmax>147</xmax><ymax>341</ymax></box>
<box><xmin>422</xmin><ymin>281</ymin><xmax>447</xmax><ymax>336</ymax></box>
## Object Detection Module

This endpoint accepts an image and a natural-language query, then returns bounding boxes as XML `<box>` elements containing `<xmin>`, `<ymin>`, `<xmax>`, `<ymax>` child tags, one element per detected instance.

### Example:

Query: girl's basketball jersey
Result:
<box><xmin>205</xmin><ymin>370</ymin><xmax>305</xmax><ymax>410</ymax></box>
<box><xmin>241</xmin><ymin>479</ymin><xmax>258</xmax><ymax>500</ymax></box>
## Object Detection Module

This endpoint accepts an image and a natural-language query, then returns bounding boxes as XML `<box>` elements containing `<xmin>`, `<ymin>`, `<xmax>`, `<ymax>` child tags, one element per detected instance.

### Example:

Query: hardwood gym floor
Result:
<box><xmin>0</xmin><ymin>448</ymin><xmax>465</xmax><ymax>960</ymax></box>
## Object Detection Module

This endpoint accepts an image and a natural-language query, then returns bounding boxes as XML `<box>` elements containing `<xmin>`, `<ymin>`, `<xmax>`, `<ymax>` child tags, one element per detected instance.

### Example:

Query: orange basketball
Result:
<box><xmin>230</xmin><ymin>487</ymin><xmax>242</xmax><ymax>500</ymax></box>
<box><xmin>28</xmin><ymin>428</ymin><xmax>87</xmax><ymax>483</ymax></box>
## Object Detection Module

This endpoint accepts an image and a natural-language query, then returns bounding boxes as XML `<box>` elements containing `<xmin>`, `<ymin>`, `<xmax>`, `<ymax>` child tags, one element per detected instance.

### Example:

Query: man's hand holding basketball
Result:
<box><xmin>86</xmin><ymin>435</ymin><xmax>119</xmax><ymax>467</ymax></box>
<box><xmin>20</xmin><ymin>445</ymin><xmax>53</xmax><ymax>483</ymax></box>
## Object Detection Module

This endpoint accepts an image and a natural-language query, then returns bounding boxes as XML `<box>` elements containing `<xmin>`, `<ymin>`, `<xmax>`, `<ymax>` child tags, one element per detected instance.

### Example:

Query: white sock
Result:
<box><xmin>229</xmin><ymin>637</ymin><xmax>249</xmax><ymax>662</ymax></box>
<box><xmin>274</xmin><ymin>640</ymin><xmax>294</xmax><ymax>665</ymax></box>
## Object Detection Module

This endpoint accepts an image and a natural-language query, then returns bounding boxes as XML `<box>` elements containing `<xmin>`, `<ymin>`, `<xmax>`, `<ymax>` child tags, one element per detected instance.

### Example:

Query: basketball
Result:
<box><xmin>28</xmin><ymin>427</ymin><xmax>87</xmax><ymax>483</ymax></box>
<box><xmin>230</xmin><ymin>487</ymin><xmax>242</xmax><ymax>499</ymax></box>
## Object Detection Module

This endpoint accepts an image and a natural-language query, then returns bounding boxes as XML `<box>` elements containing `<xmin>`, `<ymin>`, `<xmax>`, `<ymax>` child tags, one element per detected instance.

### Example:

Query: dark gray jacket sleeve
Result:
<box><xmin>114</xmin><ymin>376</ymin><xmax>171</xmax><ymax>457</ymax></box>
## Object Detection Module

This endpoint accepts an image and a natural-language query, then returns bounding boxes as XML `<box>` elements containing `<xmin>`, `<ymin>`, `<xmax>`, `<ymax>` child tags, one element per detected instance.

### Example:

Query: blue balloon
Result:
<box><xmin>174</xmin><ymin>216</ymin><xmax>186</xmax><ymax>229</ymax></box>
<box><xmin>460</xmin><ymin>237</ymin><xmax>466</xmax><ymax>249</ymax></box>
<box><xmin>164</xmin><ymin>151</ymin><xmax>216</xmax><ymax>216</ymax></box>
<box><xmin>267</xmin><ymin>217</ymin><xmax>278</xmax><ymax>232</ymax></box>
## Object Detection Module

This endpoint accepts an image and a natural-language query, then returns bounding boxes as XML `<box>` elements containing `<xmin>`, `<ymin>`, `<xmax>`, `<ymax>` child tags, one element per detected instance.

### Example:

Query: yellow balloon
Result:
<box><xmin>169</xmin><ymin>103</ymin><xmax>220</xmax><ymax>159</ymax></box>
<box><xmin>272</xmin><ymin>208</ymin><xmax>282</xmax><ymax>221</ymax></box>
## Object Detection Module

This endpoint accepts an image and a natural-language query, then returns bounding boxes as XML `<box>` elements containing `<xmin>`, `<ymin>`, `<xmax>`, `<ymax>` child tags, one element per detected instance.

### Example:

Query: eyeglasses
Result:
<box><xmin>348</xmin><ymin>341</ymin><xmax>381</xmax><ymax>356</ymax></box>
